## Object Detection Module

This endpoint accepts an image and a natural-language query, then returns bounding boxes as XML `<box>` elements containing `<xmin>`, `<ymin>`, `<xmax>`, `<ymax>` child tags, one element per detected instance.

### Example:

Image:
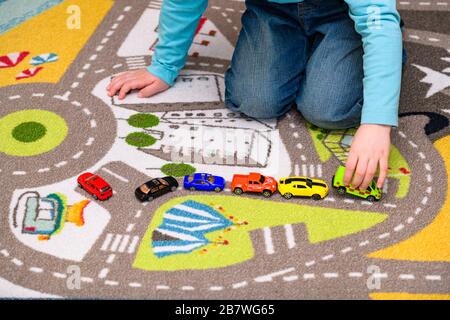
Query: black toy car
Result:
<box><xmin>135</xmin><ymin>176</ymin><xmax>179</xmax><ymax>202</ymax></box>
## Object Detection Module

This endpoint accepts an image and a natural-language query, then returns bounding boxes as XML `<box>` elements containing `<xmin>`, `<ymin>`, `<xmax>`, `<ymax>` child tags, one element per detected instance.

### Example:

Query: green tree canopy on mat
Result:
<box><xmin>125</xmin><ymin>132</ymin><xmax>156</xmax><ymax>147</ymax></box>
<box><xmin>161</xmin><ymin>163</ymin><xmax>196</xmax><ymax>177</ymax></box>
<box><xmin>127</xmin><ymin>113</ymin><xmax>159</xmax><ymax>128</ymax></box>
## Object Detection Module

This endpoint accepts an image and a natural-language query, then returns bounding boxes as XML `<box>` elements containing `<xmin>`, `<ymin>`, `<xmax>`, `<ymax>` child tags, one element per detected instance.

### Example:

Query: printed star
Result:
<box><xmin>413</xmin><ymin>64</ymin><xmax>450</xmax><ymax>98</ymax></box>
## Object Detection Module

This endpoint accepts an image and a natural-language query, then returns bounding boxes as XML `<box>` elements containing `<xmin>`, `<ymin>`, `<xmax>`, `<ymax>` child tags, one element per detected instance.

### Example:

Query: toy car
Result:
<box><xmin>77</xmin><ymin>172</ymin><xmax>113</xmax><ymax>201</ymax></box>
<box><xmin>231</xmin><ymin>172</ymin><xmax>277</xmax><ymax>198</ymax></box>
<box><xmin>135</xmin><ymin>176</ymin><xmax>179</xmax><ymax>202</ymax></box>
<box><xmin>278</xmin><ymin>176</ymin><xmax>328</xmax><ymax>200</ymax></box>
<box><xmin>184</xmin><ymin>173</ymin><xmax>225</xmax><ymax>192</ymax></box>
<box><xmin>332</xmin><ymin>166</ymin><xmax>382</xmax><ymax>202</ymax></box>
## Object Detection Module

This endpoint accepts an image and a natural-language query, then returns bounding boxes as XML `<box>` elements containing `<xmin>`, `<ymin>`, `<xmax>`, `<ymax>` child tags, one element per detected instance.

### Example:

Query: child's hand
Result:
<box><xmin>106</xmin><ymin>69</ymin><xmax>170</xmax><ymax>100</ymax></box>
<box><xmin>343</xmin><ymin>124</ymin><xmax>391</xmax><ymax>190</ymax></box>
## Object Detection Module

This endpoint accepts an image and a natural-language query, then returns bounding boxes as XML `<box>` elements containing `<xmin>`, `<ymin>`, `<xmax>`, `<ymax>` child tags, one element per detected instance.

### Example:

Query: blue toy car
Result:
<box><xmin>184</xmin><ymin>173</ymin><xmax>226</xmax><ymax>192</ymax></box>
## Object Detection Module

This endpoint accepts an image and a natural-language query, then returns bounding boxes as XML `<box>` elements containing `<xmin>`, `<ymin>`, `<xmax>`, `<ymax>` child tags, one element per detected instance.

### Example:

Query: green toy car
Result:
<box><xmin>332</xmin><ymin>166</ymin><xmax>382</xmax><ymax>202</ymax></box>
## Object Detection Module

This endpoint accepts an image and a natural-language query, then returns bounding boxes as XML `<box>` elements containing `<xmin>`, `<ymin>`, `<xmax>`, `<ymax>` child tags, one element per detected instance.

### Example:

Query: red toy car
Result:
<box><xmin>231</xmin><ymin>172</ymin><xmax>278</xmax><ymax>198</ymax></box>
<box><xmin>77</xmin><ymin>172</ymin><xmax>113</xmax><ymax>201</ymax></box>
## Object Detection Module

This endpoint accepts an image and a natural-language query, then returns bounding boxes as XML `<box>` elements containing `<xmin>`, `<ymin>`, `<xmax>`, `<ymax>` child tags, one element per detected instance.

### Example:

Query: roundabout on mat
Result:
<box><xmin>0</xmin><ymin>109</ymin><xmax>68</xmax><ymax>156</ymax></box>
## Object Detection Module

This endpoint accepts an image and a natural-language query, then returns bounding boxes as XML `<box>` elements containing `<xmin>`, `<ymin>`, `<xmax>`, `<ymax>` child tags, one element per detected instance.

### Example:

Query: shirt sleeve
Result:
<box><xmin>147</xmin><ymin>0</ymin><xmax>209</xmax><ymax>86</ymax></box>
<box><xmin>345</xmin><ymin>0</ymin><xmax>403</xmax><ymax>127</ymax></box>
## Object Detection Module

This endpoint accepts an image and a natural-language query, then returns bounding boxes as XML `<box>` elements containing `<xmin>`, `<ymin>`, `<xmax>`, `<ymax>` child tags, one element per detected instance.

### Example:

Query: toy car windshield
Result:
<box><xmin>158</xmin><ymin>178</ymin><xmax>169</xmax><ymax>185</ymax></box>
<box><xmin>259</xmin><ymin>175</ymin><xmax>265</xmax><ymax>184</ymax></box>
<box><xmin>100</xmin><ymin>186</ymin><xmax>111</xmax><ymax>193</ymax></box>
<box><xmin>139</xmin><ymin>184</ymin><xmax>150</xmax><ymax>194</ymax></box>
<box><xmin>85</xmin><ymin>175</ymin><xmax>96</xmax><ymax>181</ymax></box>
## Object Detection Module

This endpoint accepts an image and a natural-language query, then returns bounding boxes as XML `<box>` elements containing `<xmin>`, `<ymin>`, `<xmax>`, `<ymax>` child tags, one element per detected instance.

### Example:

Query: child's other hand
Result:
<box><xmin>343</xmin><ymin>124</ymin><xmax>391</xmax><ymax>190</ymax></box>
<box><xmin>106</xmin><ymin>69</ymin><xmax>169</xmax><ymax>100</ymax></box>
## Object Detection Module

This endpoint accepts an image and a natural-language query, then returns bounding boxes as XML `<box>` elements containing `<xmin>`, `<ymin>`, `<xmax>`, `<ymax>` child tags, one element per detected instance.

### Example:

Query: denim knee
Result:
<box><xmin>225</xmin><ymin>91</ymin><xmax>289</xmax><ymax>119</ymax></box>
<box><xmin>224</xmin><ymin>70</ymin><xmax>292</xmax><ymax>119</ymax></box>
<box><xmin>298</xmin><ymin>99</ymin><xmax>362</xmax><ymax>130</ymax></box>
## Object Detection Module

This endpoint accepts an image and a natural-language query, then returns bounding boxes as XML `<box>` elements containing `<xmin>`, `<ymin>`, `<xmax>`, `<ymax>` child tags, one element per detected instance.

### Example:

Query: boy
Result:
<box><xmin>107</xmin><ymin>0</ymin><xmax>403</xmax><ymax>191</ymax></box>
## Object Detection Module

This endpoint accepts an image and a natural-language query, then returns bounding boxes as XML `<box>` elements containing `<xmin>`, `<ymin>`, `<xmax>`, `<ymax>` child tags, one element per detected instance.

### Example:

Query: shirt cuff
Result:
<box><xmin>147</xmin><ymin>62</ymin><xmax>178</xmax><ymax>86</ymax></box>
<box><xmin>361</xmin><ymin>108</ymin><xmax>398</xmax><ymax>127</ymax></box>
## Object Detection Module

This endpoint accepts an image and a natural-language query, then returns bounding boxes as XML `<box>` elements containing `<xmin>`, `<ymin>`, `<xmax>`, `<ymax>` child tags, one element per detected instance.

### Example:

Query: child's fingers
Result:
<box><xmin>107</xmin><ymin>74</ymin><xmax>125</xmax><ymax>90</ymax></box>
<box><xmin>107</xmin><ymin>74</ymin><xmax>125</xmax><ymax>91</ymax></box>
<box><xmin>138</xmin><ymin>83</ymin><xmax>164</xmax><ymax>98</ymax></box>
<box><xmin>344</xmin><ymin>154</ymin><xmax>357</xmax><ymax>186</ymax></box>
<box><xmin>351</xmin><ymin>158</ymin><xmax>368</xmax><ymax>188</ymax></box>
<box><xmin>118</xmin><ymin>80</ymin><xmax>140</xmax><ymax>100</ymax></box>
<box><xmin>109</xmin><ymin>76</ymin><xmax>135</xmax><ymax>97</ymax></box>
<box><xmin>360</xmin><ymin>159</ymin><xmax>377</xmax><ymax>190</ymax></box>
<box><xmin>377</xmin><ymin>156</ymin><xmax>389</xmax><ymax>188</ymax></box>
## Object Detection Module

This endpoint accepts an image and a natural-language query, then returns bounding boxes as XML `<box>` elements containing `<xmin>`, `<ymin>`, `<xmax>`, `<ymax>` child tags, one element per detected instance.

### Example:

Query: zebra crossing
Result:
<box><xmin>126</xmin><ymin>56</ymin><xmax>147</xmax><ymax>70</ymax></box>
<box><xmin>293</xmin><ymin>163</ymin><xmax>323</xmax><ymax>178</ymax></box>
<box><xmin>100</xmin><ymin>233</ymin><xmax>140</xmax><ymax>254</ymax></box>
<box><xmin>148</xmin><ymin>0</ymin><xmax>162</xmax><ymax>10</ymax></box>
<box><xmin>261</xmin><ymin>224</ymin><xmax>306</xmax><ymax>255</ymax></box>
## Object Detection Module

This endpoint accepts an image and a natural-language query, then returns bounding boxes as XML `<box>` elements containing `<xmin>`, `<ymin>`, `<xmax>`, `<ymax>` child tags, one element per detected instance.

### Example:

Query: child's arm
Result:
<box><xmin>107</xmin><ymin>0</ymin><xmax>208</xmax><ymax>99</ymax></box>
<box><xmin>346</xmin><ymin>0</ymin><xmax>402</xmax><ymax>127</ymax></box>
<box><xmin>148</xmin><ymin>0</ymin><xmax>209</xmax><ymax>86</ymax></box>
<box><xmin>342</xmin><ymin>0</ymin><xmax>402</xmax><ymax>189</ymax></box>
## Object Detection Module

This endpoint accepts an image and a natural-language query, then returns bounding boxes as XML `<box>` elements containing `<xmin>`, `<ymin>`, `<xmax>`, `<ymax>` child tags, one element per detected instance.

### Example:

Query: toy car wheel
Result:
<box><xmin>312</xmin><ymin>194</ymin><xmax>321</xmax><ymax>201</ymax></box>
<box><xmin>189</xmin><ymin>186</ymin><xmax>196</xmax><ymax>191</ymax></box>
<box><xmin>283</xmin><ymin>193</ymin><xmax>293</xmax><ymax>200</ymax></box>
<box><xmin>78</xmin><ymin>183</ymin><xmax>83</xmax><ymax>189</ymax></box>
<box><xmin>214</xmin><ymin>187</ymin><xmax>222</xmax><ymax>193</ymax></box>
<box><xmin>262</xmin><ymin>190</ymin><xmax>272</xmax><ymax>198</ymax></box>
<box><xmin>233</xmin><ymin>188</ymin><xmax>243</xmax><ymax>195</ymax></box>
<box><xmin>171</xmin><ymin>186</ymin><xmax>177</xmax><ymax>192</ymax></box>
<box><xmin>147</xmin><ymin>196</ymin><xmax>154</xmax><ymax>202</ymax></box>
<box><xmin>337</xmin><ymin>187</ymin><xmax>346</xmax><ymax>195</ymax></box>
<box><xmin>367</xmin><ymin>195</ymin><xmax>376</xmax><ymax>202</ymax></box>
<box><xmin>93</xmin><ymin>194</ymin><xmax>98</xmax><ymax>200</ymax></box>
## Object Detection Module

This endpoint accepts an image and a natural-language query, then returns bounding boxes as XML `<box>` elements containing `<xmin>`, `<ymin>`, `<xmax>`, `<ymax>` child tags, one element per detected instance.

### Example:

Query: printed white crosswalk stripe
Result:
<box><xmin>101</xmin><ymin>233</ymin><xmax>114</xmax><ymax>251</ymax></box>
<box><xmin>309</xmin><ymin>164</ymin><xmax>315</xmax><ymax>177</ymax></box>
<box><xmin>284</xmin><ymin>224</ymin><xmax>296</xmax><ymax>249</ymax></box>
<box><xmin>110</xmin><ymin>234</ymin><xmax>123</xmax><ymax>252</ymax></box>
<box><xmin>301</xmin><ymin>164</ymin><xmax>308</xmax><ymax>176</ymax></box>
<box><xmin>127</xmin><ymin>236</ymin><xmax>140</xmax><ymax>254</ymax></box>
<box><xmin>118</xmin><ymin>235</ymin><xmax>130</xmax><ymax>253</ymax></box>
<box><xmin>263</xmin><ymin>227</ymin><xmax>274</xmax><ymax>255</ymax></box>
<box><xmin>317</xmin><ymin>164</ymin><xmax>322</xmax><ymax>177</ymax></box>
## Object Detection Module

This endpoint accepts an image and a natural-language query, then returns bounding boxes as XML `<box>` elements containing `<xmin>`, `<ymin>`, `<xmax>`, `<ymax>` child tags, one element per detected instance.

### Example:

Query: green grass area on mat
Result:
<box><xmin>127</xmin><ymin>113</ymin><xmax>159</xmax><ymax>128</ymax></box>
<box><xmin>0</xmin><ymin>109</ymin><xmax>68</xmax><ymax>156</ymax></box>
<box><xmin>161</xmin><ymin>163</ymin><xmax>196</xmax><ymax>177</ymax></box>
<box><xmin>133</xmin><ymin>195</ymin><xmax>387</xmax><ymax>271</ymax></box>
<box><xmin>125</xmin><ymin>132</ymin><xmax>156</xmax><ymax>147</ymax></box>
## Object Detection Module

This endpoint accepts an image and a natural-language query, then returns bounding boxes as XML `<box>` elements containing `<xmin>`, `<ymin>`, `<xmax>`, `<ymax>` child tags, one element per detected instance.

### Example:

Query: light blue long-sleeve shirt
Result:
<box><xmin>147</xmin><ymin>0</ymin><xmax>403</xmax><ymax>127</ymax></box>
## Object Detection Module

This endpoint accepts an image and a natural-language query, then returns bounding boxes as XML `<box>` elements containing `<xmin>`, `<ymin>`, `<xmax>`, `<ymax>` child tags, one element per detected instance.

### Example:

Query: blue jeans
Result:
<box><xmin>225</xmin><ymin>0</ymin><xmax>393</xmax><ymax>129</ymax></box>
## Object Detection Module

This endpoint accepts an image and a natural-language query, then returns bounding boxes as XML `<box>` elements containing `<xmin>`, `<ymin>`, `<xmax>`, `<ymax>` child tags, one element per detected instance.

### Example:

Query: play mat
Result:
<box><xmin>0</xmin><ymin>0</ymin><xmax>449</xmax><ymax>299</ymax></box>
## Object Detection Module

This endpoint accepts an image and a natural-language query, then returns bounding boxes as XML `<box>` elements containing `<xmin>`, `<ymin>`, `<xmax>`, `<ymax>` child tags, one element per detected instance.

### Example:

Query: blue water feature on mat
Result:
<box><xmin>0</xmin><ymin>0</ymin><xmax>63</xmax><ymax>35</ymax></box>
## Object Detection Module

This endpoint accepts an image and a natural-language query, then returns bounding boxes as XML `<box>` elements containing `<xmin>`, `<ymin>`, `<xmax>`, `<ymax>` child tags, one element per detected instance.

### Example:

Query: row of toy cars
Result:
<box><xmin>228</xmin><ymin>166</ymin><xmax>381</xmax><ymax>202</ymax></box>
<box><xmin>77</xmin><ymin>166</ymin><xmax>382</xmax><ymax>203</ymax></box>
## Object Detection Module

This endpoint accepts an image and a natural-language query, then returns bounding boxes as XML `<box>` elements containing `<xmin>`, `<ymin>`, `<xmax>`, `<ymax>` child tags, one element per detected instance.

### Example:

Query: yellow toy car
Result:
<box><xmin>278</xmin><ymin>176</ymin><xmax>329</xmax><ymax>200</ymax></box>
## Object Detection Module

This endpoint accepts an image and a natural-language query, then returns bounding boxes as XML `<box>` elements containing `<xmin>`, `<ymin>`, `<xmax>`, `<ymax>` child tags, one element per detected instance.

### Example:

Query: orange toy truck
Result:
<box><xmin>231</xmin><ymin>172</ymin><xmax>278</xmax><ymax>198</ymax></box>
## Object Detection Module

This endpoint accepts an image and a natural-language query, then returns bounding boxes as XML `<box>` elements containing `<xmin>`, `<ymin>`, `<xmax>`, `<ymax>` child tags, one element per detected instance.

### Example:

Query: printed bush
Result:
<box><xmin>125</xmin><ymin>132</ymin><xmax>156</xmax><ymax>147</ymax></box>
<box><xmin>127</xmin><ymin>114</ymin><xmax>159</xmax><ymax>128</ymax></box>
<box><xmin>161</xmin><ymin>163</ymin><xmax>196</xmax><ymax>177</ymax></box>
